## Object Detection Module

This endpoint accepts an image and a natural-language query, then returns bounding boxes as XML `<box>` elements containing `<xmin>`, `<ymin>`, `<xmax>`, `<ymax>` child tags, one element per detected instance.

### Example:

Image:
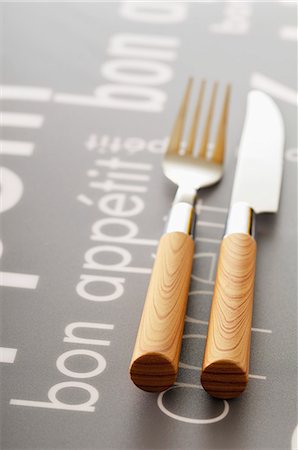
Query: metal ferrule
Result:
<box><xmin>224</xmin><ymin>201</ymin><xmax>255</xmax><ymax>237</ymax></box>
<box><xmin>165</xmin><ymin>202</ymin><xmax>196</xmax><ymax>238</ymax></box>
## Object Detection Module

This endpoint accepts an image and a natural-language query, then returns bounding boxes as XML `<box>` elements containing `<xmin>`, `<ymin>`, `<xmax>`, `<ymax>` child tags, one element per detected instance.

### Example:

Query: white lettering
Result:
<box><xmin>101</xmin><ymin>59</ymin><xmax>172</xmax><ymax>85</ymax></box>
<box><xmin>76</xmin><ymin>274</ymin><xmax>125</xmax><ymax>302</ymax></box>
<box><xmin>0</xmin><ymin>167</ymin><xmax>23</xmax><ymax>213</ymax></box>
<box><xmin>10</xmin><ymin>382</ymin><xmax>99</xmax><ymax>412</ymax></box>
<box><xmin>94</xmin><ymin>84</ymin><xmax>166</xmax><ymax>112</ymax></box>
<box><xmin>210</xmin><ymin>3</ymin><xmax>251</xmax><ymax>35</ymax></box>
<box><xmin>98</xmin><ymin>193</ymin><xmax>144</xmax><ymax>217</ymax></box>
<box><xmin>108</xmin><ymin>33</ymin><xmax>179</xmax><ymax>61</ymax></box>
<box><xmin>64</xmin><ymin>322</ymin><xmax>114</xmax><ymax>347</ymax></box>
<box><xmin>84</xmin><ymin>245</ymin><xmax>132</xmax><ymax>271</ymax></box>
<box><xmin>56</xmin><ymin>349</ymin><xmax>106</xmax><ymax>379</ymax></box>
<box><xmin>120</xmin><ymin>2</ymin><xmax>187</xmax><ymax>24</ymax></box>
<box><xmin>91</xmin><ymin>217</ymin><xmax>157</xmax><ymax>246</ymax></box>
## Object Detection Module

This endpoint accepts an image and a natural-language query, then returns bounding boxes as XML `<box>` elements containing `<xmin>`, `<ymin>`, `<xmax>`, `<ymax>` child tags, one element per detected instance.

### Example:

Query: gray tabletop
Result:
<box><xmin>1</xmin><ymin>2</ymin><xmax>297</xmax><ymax>450</ymax></box>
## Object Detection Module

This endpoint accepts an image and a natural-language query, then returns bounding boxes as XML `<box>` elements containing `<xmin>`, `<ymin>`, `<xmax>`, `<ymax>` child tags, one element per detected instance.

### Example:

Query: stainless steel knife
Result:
<box><xmin>201</xmin><ymin>90</ymin><xmax>285</xmax><ymax>399</ymax></box>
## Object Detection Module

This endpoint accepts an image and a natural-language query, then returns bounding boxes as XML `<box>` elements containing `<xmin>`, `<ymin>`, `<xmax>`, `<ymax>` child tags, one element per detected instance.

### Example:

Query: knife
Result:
<box><xmin>201</xmin><ymin>90</ymin><xmax>284</xmax><ymax>399</ymax></box>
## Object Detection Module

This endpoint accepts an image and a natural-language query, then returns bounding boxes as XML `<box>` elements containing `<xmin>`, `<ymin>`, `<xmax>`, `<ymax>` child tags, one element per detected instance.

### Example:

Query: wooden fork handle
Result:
<box><xmin>130</xmin><ymin>231</ymin><xmax>194</xmax><ymax>392</ymax></box>
<box><xmin>201</xmin><ymin>232</ymin><xmax>257</xmax><ymax>399</ymax></box>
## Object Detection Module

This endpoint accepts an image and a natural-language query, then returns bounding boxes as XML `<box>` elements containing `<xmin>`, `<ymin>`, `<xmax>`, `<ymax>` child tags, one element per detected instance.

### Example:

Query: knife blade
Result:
<box><xmin>231</xmin><ymin>90</ymin><xmax>284</xmax><ymax>213</ymax></box>
<box><xmin>201</xmin><ymin>90</ymin><xmax>285</xmax><ymax>399</ymax></box>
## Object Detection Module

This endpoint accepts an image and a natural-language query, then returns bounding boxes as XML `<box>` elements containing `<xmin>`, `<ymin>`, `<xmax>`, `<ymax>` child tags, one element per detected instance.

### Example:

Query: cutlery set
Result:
<box><xmin>130</xmin><ymin>79</ymin><xmax>284</xmax><ymax>399</ymax></box>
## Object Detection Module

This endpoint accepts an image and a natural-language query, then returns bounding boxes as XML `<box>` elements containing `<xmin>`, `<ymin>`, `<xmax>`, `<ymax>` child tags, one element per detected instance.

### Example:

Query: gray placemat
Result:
<box><xmin>1</xmin><ymin>2</ymin><xmax>297</xmax><ymax>449</ymax></box>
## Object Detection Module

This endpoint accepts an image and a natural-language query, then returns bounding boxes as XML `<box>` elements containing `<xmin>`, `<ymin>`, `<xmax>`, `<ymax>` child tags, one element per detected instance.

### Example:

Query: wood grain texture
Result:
<box><xmin>201</xmin><ymin>233</ymin><xmax>257</xmax><ymax>399</ymax></box>
<box><xmin>130</xmin><ymin>232</ymin><xmax>194</xmax><ymax>392</ymax></box>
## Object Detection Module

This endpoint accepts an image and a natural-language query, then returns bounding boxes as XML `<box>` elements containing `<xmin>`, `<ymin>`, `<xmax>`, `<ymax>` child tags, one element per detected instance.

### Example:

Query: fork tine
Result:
<box><xmin>212</xmin><ymin>84</ymin><xmax>231</xmax><ymax>164</ymax></box>
<box><xmin>198</xmin><ymin>82</ymin><xmax>218</xmax><ymax>159</ymax></box>
<box><xmin>166</xmin><ymin>77</ymin><xmax>193</xmax><ymax>155</ymax></box>
<box><xmin>184</xmin><ymin>80</ymin><xmax>206</xmax><ymax>156</ymax></box>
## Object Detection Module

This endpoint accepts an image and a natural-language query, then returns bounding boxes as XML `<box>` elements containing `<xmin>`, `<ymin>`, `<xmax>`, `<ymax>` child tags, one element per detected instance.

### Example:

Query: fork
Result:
<box><xmin>130</xmin><ymin>79</ymin><xmax>230</xmax><ymax>392</ymax></box>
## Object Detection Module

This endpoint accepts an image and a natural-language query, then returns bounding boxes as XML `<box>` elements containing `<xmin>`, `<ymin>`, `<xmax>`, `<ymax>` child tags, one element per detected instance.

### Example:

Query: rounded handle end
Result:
<box><xmin>129</xmin><ymin>232</ymin><xmax>194</xmax><ymax>392</ymax></box>
<box><xmin>201</xmin><ymin>360</ymin><xmax>248</xmax><ymax>399</ymax></box>
<box><xmin>130</xmin><ymin>353</ymin><xmax>176</xmax><ymax>392</ymax></box>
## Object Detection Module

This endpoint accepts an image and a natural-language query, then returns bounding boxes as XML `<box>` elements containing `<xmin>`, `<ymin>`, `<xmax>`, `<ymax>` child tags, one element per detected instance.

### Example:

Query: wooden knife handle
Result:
<box><xmin>201</xmin><ymin>233</ymin><xmax>257</xmax><ymax>399</ymax></box>
<box><xmin>130</xmin><ymin>232</ymin><xmax>194</xmax><ymax>392</ymax></box>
